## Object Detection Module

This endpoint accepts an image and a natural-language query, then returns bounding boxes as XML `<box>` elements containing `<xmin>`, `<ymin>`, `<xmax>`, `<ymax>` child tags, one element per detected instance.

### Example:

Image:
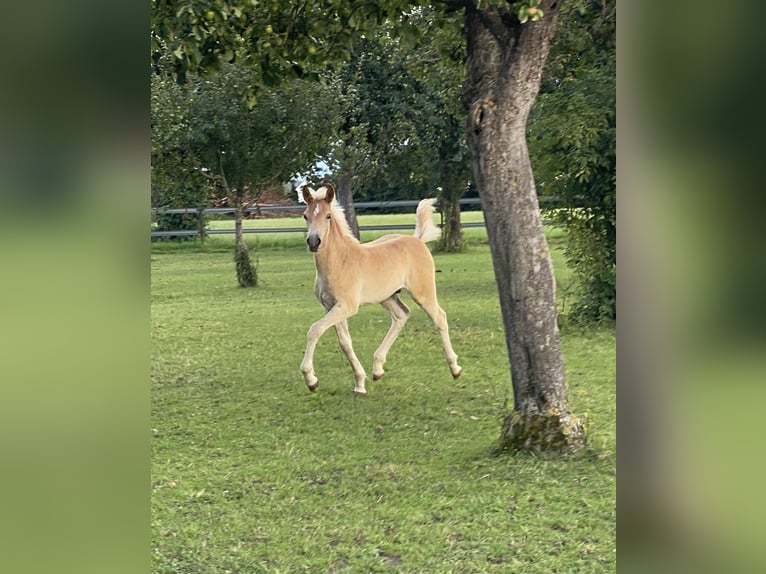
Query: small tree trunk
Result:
<box><xmin>219</xmin><ymin>155</ymin><xmax>256</xmax><ymax>288</ymax></box>
<box><xmin>233</xmin><ymin>201</ymin><xmax>257</xmax><ymax>287</ymax></box>
<box><xmin>234</xmin><ymin>201</ymin><xmax>243</xmax><ymax>244</ymax></box>
<box><xmin>336</xmin><ymin>167</ymin><xmax>360</xmax><ymax>240</ymax></box>
<box><xmin>197</xmin><ymin>208</ymin><xmax>206</xmax><ymax>245</ymax></box>
<box><xmin>463</xmin><ymin>2</ymin><xmax>585</xmax><ymax>454</ymax></box>
<box><xmin>439</xmin><ymin>188</ymin><xmax>464</xmax><ymax>252</ymax></box>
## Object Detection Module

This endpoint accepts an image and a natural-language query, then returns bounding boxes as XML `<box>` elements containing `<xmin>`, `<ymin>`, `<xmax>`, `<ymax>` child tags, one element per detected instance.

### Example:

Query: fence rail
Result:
<box><xmin>152</xmin><ymin>198</ymin><xmax>483</xmax><ymax>216</ymax></box>
<box><xmin>150</xmin><ymin>221</ymin><xmax>490</xmax><ymax>238</ymax></box>
<box><xmin>151</xmin><ymin>198</ymin><xmax>486</xmax><ymax>238</ymax></box>
<box><xmin>150</xmin><ymin>197</ymin><xmax>562</xmax><ymax>238</ymax></box>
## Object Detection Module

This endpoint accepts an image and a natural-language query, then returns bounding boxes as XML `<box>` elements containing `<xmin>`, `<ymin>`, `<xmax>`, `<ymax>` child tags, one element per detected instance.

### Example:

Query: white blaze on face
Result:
<box><xmin>313</xmin><ymin>205</ymin><xmax>320</xmax><ymax>216</ymax></box>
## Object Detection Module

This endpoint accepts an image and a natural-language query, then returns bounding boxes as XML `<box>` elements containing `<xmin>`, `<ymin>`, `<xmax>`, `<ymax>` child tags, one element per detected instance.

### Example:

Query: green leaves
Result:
<box><xmin>516</xmin><ymin>0</ymin><xmax>544</xmax><ymax>24</ymax></box>
<box><xmin>322</xmin><ymin>20</ymin><xmax>469</xmax><ymax>207</ymax></box>
<box><xmin>152</xmin><ymin>0</ymin><xmax>420</xmax><ymax>94</ymax></box>
<box><xmin>528</xmin><ymin>0</ymin><xmax>616</xmax><ymax>321</ymax></box>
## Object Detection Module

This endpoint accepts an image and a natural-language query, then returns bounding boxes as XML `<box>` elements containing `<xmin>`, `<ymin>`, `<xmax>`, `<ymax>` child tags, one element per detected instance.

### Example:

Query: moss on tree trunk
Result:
<box><xmin>234</xmin><ymin>239</ymin><xmax>257</xmax><ymax>287</ymax></box>
<box><xmin>234</xmin><ymin>204</ymin><xmax>257</xmax><ymax>287</ymax></box>
<box><xmin>498</xmin><ymin>409</ymin><xmax>586</xmax><ymax>454</ymax></box>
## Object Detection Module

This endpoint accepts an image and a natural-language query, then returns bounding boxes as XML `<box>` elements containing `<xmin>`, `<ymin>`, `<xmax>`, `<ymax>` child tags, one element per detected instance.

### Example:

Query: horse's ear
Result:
<box><xmin>299</xmin><ymin>182</ymin><xmax>313</xmax><ymax>204</ymax></box>
<box><xmin>324</xmin><ymin>183</ymin><xmax>335</xmax><ymax>203</ymax></box>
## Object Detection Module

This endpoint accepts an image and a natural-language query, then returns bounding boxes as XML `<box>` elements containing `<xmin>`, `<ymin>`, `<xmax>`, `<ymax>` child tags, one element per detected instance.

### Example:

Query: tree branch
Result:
<box><xmin>479</xmin><ymin>5</ymin><xmax>515</xmax><ymax>48</ymax></box>
<box><xmin>592</xmin><ymin>0</ymin><xmax>615</xmax><ymax>36</ymax></box>
<box><xmin>494</xmin><ymin>0</ymin><xmax>562</xmax><ymax>117</ymax></box>
<box><xmin>197</xmin><ymin>168</ymin><xmax>222</xmax><ymax>182</ymax></box>
<box><xmin>217</xmin><ymin>151</ymin><xmax>233</xmax><ymax>198</ymax></box>
<box><xmin>435</xmin><ymin>0</ymin><xmax>474</xmax><ymax>12</ymax></box>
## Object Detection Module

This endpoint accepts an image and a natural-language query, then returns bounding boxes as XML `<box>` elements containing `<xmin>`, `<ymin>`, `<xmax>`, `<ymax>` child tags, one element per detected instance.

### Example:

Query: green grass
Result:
<box><xmin>151</xmin><ymin>221</ymin><xmax>615</xmax><ymax>573</ymax></box>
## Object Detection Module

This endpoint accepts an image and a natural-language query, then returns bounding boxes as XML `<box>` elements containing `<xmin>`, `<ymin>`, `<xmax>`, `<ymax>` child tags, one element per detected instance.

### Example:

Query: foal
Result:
<box><xmin>299</xmin><ymin>183</ymin><xmax>462</xmax><ymax>394</ymax></box>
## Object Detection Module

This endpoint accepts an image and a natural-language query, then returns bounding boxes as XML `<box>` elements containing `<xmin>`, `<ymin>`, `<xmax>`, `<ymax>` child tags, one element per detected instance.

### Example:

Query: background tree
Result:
<box><xmin>152</xmin><ymin>60</ymin><xmax>338</xmax><ymax>285</ymax></box>
<box><xmin>528</xmin><ymin>0</ymin><xmax>616</xmax><ymax>322</ymax></box>
<box><xmin>403</xmin><ymin>8</ymin><xmax>471</xmax><ymax>252</ymax></box>
<box><xmin>151</xmin><ymin>71</ymin><xmax>211</xmax><ymax>238</ymax></box>
<box><xmin>327</xmin><ymin>36</ymin><xmax>430</xmax><ymax>236</ymax></box>
<box><xmin>152</xmin><ymin>0</ymin><xmax>593</xmax><ymax>453</ymax></box>
<box><xmin>329</xmin><ymin>24</ymin><xmax>472</xmax><ymax>252</ymax></box>
<box><xmin>185</xmin><ymin>64</ymin><xmax>261</xmax><ymax>286</ymax></box>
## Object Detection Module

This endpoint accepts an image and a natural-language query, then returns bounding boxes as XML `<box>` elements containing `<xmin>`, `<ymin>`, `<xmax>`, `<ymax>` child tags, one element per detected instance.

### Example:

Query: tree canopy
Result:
<box><xmin>151</xmin><ymin>0</ymin><xmax>415</xmax><ymax>88</ymax></box>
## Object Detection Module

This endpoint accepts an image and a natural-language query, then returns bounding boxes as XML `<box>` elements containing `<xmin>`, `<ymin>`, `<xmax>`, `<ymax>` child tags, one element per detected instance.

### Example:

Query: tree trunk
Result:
<box><xmin>438</xmin><ymin>189</ymin><xmax>464</xmax><ymax>252</ymax></box>
<box><xmin>219</xmin><ymin>156</ymin><xmax>256</xmax><ymax>287</ymax></box>
<box><xmin>233</xmin><ymin>200</ymin><xmax>257</xmax><ymax>287</ymax></box>
<box><xmin>442</xmin><ymin>194</ymin><xmax>462</xmax><ymax>252</ymax></box>
<box><xmin>234</xmin><ymin>201</ymin><xmax>243</xmax><ymax>244</ymax></box>
<box><xmin>336</xmin><ymin>166</ymin><xmax>360</xmax><ymax>240</ymax></box>
<box><xmin>463</xmin><ymin>2</ymin><xmax>585</xmax><ymax>453</ymax></box>
<box><xmin>197</xmin><ymin>207</ymin><xmax>206</xmax><ymax>245</ymax></box>
<box><xmin>438</xmin><ymin>161</ymin><xmax>465</xmax><ymax>252</ymax></box>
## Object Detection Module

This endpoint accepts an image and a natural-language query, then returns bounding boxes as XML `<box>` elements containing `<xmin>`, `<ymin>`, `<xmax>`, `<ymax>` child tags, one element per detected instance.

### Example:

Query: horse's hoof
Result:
<box><xmin>372</xmin><ymin>373</ymin><xmax>383</xmax><ymax>381</ymax></box>
<box><xmin>307</xmin><ymin>381</ymin><xmax>319</xmax><ymax>392</ymax></box>
<box><xmin>353</xmin><ymin>388</ymin><xmax>367</xmax><ymax>396</ymax></box>
<box><xmin>452</xmin><ymin>369</ymin><xmax>463</xmax><ymax>380</ymax></box>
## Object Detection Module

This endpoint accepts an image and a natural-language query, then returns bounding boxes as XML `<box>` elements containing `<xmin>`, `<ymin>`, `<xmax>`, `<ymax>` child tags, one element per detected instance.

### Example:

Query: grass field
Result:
<box><xmin>151</xmin><ymin>215</ymin><xmax>615</xmax><ymax>573</ymax></box>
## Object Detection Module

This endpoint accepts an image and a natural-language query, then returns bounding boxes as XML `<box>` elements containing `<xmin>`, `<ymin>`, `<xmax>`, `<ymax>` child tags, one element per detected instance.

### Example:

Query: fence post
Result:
<box><xmin>198</xmin><ymin>208</ymin><xmax>206</xmax><ymax>245</ymax></box>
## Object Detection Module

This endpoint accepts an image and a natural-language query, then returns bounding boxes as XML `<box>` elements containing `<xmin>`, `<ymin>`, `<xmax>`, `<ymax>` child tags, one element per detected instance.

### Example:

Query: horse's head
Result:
<box><xmin>300</xmin><ymin>183</ymin><xmax>336</xmax><ymax>252</ymax></box>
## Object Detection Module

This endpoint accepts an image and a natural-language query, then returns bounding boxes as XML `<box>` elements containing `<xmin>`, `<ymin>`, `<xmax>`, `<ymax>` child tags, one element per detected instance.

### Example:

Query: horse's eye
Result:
<box><xmin>326</xmin><ymin>213</ymin><xmax>331</xmax><ymax>220</ymax></box>
<box><xmin>303</xmin><ymin>214</ymin><xmax>308</xmax><ymax>220</ymax></box>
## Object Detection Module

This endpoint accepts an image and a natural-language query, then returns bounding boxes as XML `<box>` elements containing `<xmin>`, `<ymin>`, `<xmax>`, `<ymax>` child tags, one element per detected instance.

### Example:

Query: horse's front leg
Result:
<box><xmin>300</xmin><ymin>303</ymin><xmax>354</xmax><ymax>392</ymax></box>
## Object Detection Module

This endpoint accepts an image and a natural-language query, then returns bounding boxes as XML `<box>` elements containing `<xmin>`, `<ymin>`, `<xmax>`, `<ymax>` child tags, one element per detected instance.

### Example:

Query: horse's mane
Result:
<box><xmin>329</xmin><ymin>201</ymin><xmax>357</xmax><ymax>242</ymax></box>
<box><xmin>311</xmin><ymin>186</ymin><xmax>358</xmax><ymax>243</ymax></box>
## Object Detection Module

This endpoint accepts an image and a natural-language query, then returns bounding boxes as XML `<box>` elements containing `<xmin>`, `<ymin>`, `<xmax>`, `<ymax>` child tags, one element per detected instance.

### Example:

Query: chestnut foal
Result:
<box><xmin>299</xmin><ymin>183</ymin><xmax>462</xmax><ymax>394</ymax></box>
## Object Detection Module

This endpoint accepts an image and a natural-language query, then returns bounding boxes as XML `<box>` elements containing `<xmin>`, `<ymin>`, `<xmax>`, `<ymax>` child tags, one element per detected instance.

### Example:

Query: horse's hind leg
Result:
<box><xmin>411</xmin><ymin>289</ymin><xmax>462</xmax><ymax>379</ymax></box>
<box><xmin>334</xmin><ymin>320</ymin><xmax>367</xmax><ymax>394</ymax></box>
<box><xmin>372</xmin><ymin>294</ymin><xmax>410</xmax><ymax>381</ymax></box>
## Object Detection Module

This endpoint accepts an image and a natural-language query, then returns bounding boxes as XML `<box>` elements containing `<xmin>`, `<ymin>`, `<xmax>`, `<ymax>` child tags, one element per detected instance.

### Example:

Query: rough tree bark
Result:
<box><xmin>440</xmin><ymin>193</ymin><xmax>463</xmax><ymax>252</ymax></box>
<box><xmin>233</xmin><ymin>202</ymin><xmax>256</xmax><ymax>287</ymax></box>
<box><xmin>335</xmin><ymin>166</ymin><xmax>360</xmax><ymax>240</ymax></box>
<box><xmin>439</xmin><ymin>160</ymin><xmax>468</xmax><ymax>253</ymax></box>
<box><xmin>461</xmin><ymin>1</ymin><xmax>585</xmax><ymax>453</ymax></box>
<box><xmin>438</xmin><ymin>163</ymin><xmax>465</xmax><ymax>252</ymax></box>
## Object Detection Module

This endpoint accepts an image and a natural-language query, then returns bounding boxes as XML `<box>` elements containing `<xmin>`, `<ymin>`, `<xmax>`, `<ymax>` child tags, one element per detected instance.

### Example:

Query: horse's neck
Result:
<box><xmin>314</xmin><ymin>225</ymin><xmax>359</xmax><ymax>278</ymax></box>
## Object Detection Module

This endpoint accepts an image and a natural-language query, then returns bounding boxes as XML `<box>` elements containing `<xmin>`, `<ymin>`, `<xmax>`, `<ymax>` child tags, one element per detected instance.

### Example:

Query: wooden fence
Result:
<box><xmin>150</xmin><ymin>198</ymin><xmax>485</xmax><ymax>238</ymax></box>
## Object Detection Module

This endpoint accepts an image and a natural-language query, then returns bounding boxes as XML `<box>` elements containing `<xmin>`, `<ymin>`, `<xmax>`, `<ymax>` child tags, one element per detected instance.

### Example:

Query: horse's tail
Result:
<box><xmin>414</xmin><ymin>198</ymin><xmax>442</xmax><ymax>243</ymax></box>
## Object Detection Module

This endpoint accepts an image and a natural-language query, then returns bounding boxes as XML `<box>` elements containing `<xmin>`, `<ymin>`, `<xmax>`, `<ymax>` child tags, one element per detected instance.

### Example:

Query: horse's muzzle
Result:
<box><xmin>307</xmin><ymin>235</ymin><xmax>321</xmax><ymax>252</ymax></box>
